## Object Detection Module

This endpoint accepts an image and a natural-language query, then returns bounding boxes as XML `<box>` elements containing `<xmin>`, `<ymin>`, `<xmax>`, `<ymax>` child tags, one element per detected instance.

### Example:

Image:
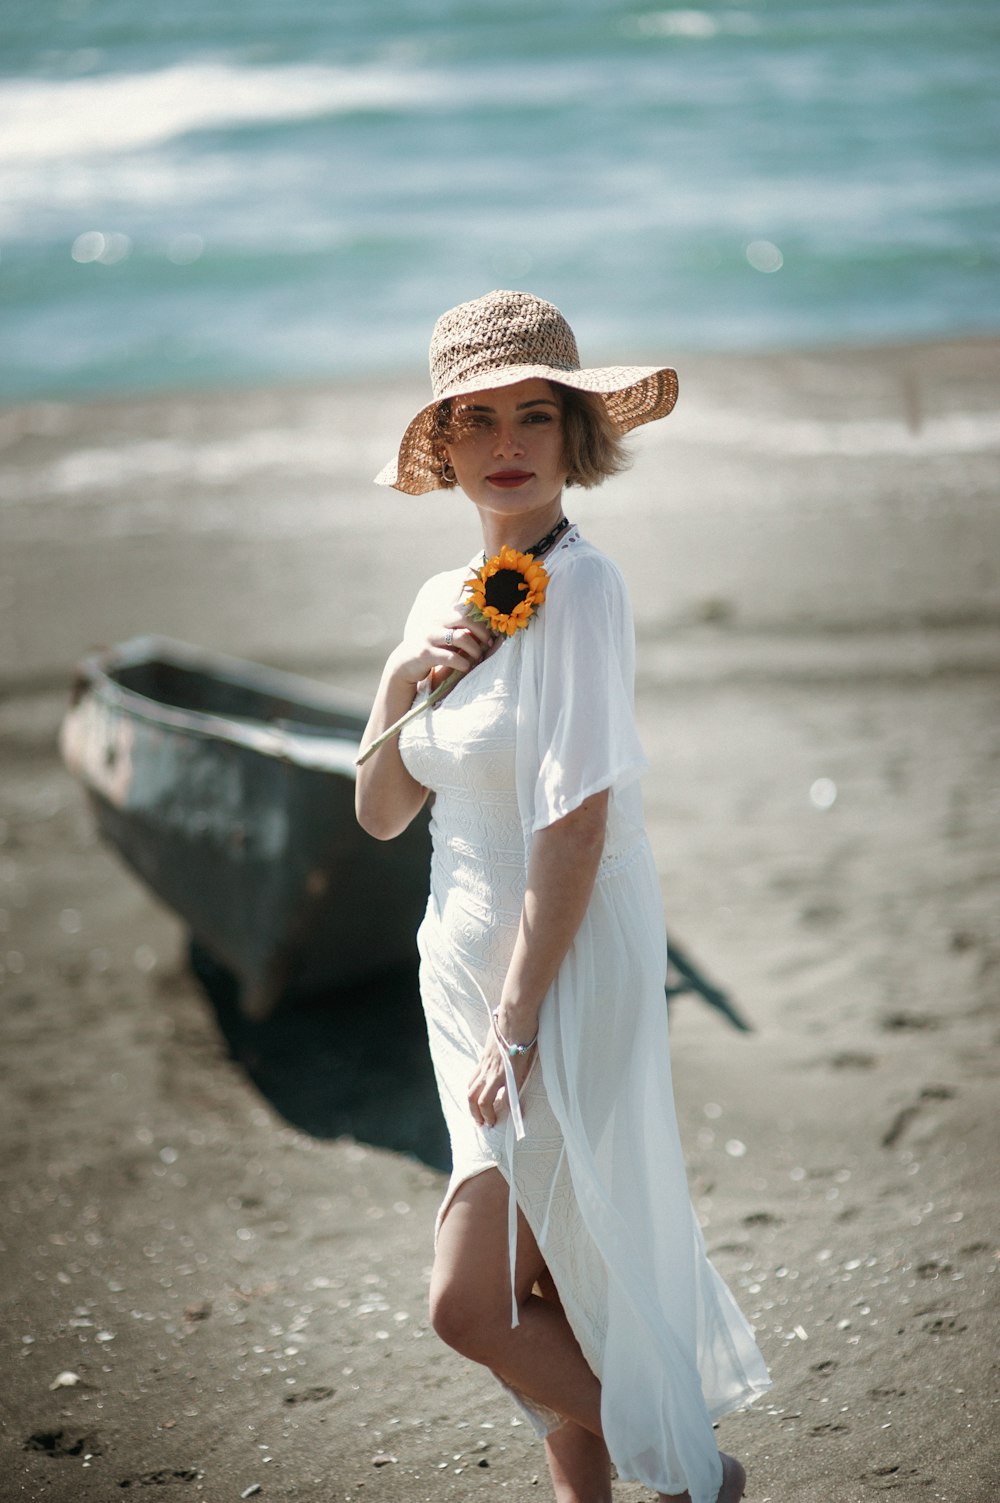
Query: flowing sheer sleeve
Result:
<box><xmin>527</xmin><ymin>548</ymin><xmax>648</xmax><ymax>833</ymax></box>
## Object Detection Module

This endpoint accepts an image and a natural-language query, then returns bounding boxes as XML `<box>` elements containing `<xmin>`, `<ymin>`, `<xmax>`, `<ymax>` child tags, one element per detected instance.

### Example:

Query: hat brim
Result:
<box><xmin>374</xmin><ymin>362</ymin><xmax>679</xmax><ymax>495</ymax></box>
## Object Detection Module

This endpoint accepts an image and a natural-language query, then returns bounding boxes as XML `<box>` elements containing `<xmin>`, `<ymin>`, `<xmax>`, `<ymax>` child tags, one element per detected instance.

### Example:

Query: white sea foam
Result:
<box><xmin>622</xmin><ymin>9</ymin><xmax>759</xmax><ymax>40</ymax></box>
<box><xmin>666</xmin><ymin>406</ymin><xmax>1000</xmax><ymax>458</ymax></box>
<box><xmin>0</xmin><ymin>426</ymin><xmax>376</xmax><ymax>504</ymax></box>
<box><xmin>0</xmin><ymin>61</ymin><xmax>448</xmax><ymax>163</ymax></box>
<box><xmin>1</xmin><ymin>0</ymin><xmax>996</xmax><ymax>402</ymax></box>
<box><xmin>0</xmin><ymin>152</ymin><xmax>266</xmax><ymax>239</ymax></box>
<box><xmin>2</xmin><ymin>403</ymin><xmax>997</xmax><ymax>517</ymax></box>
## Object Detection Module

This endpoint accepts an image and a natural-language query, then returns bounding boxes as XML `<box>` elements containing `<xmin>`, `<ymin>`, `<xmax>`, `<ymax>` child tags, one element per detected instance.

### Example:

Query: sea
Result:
<box><xmin>2</xmin><ymin>0</ymin><xmax>998</xmax><ymax>402</ymax></box>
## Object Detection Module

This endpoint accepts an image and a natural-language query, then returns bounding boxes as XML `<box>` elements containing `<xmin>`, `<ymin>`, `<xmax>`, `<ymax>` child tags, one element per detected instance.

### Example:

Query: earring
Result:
<box><xmin>438</xmin><ymin>454</ymin><xmax>457</xmax><ymax>484</ymax></box>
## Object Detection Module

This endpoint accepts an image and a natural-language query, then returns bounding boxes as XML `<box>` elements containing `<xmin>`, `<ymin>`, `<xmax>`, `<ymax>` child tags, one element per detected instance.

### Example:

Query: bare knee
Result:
<box><xmin>429</xmin><ymin>1276</ymin><xmax>505</xmax><ymax>1361</ymax></box>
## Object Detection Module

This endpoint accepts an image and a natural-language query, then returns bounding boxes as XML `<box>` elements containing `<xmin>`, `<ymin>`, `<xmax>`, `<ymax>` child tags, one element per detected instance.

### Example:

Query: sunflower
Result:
<box><xmin>465</xmin><ymin>545</ymin><xmax>550</xmax><ymax>637</ymax></box>
<box><xmin>356</xmin><ymin>544</ymin><xmax>550</xmax><ymax>766</ymax></box>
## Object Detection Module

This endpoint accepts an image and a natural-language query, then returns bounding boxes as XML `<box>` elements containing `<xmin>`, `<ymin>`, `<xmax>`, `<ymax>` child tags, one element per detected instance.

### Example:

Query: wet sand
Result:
<box><xmin>1</xmin><ymin>338</ymin><xmax>999</xmax><ymax>1501</ymax></box>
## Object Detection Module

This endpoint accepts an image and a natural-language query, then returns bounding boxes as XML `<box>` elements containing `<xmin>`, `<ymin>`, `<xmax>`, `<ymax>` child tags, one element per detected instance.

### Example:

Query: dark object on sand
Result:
<box><xmin>60</xmin><ymin>635</ymin><xmax>748</xmax><ymax>1030</ymax></box>
<box><xmin>666</xmin><ymin>943</ymin><xmax>752</xmax><ymax>1032</ymax></box>
<box><xmin>59</xmin><ymin>635</ymin><xmax>431</xmax><ymax>1019</ymax></box>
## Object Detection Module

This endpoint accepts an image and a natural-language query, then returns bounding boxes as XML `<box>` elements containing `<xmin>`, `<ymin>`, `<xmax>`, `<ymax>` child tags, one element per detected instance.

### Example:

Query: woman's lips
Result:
<box><xmin>487</xmin><ymin>470</ymin><xmax>533</xmax><ymax>488</ymax></box>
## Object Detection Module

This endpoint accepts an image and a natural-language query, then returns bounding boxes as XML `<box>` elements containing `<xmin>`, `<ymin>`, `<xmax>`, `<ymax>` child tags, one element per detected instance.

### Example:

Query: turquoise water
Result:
<box><xmin>2</xmin><ymin>0</ymin><xmax>998</xmax><ymax>400</ymax></box>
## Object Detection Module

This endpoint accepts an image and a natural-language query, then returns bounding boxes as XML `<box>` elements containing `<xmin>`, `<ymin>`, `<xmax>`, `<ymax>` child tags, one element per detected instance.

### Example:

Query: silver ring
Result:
<box><xmin>444</xmin><ymin>628</ymin><xmax>454</xmax><ymax>647</ymax></box>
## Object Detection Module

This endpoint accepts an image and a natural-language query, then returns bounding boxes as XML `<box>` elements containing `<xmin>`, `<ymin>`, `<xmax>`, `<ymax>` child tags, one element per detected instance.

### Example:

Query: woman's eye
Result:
<box><xmin>524</xmin><ymin>411</ymin><xmax>553</xmax><ymax>424</ymax></box>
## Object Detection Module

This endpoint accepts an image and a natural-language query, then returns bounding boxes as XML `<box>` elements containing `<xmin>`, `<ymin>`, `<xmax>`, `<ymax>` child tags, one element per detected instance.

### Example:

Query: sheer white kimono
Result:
<box><xmin>397</xmin><ymin>528</ymin><xmax>770</xmax><ymax>1503</ymax></box>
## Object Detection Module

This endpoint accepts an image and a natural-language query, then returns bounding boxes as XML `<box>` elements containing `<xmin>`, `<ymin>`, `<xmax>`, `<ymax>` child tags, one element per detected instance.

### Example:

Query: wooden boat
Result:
<box><xmin>59</xmin><ymin>635</ymin><xmax>432</xmax><ymax>1018</ymax></box>
<box><xmin>60</xmin><ymin>634</ymin><xmax>749</xmax><ymax>1030</ymax></box>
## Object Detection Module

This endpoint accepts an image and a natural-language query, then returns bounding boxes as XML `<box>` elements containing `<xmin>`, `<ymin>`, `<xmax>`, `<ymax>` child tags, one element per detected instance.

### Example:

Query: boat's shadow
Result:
<box><xmin>190</xmin><ymin>944</ymin><xmax>450</xmax><ymax>1172</ymax></box>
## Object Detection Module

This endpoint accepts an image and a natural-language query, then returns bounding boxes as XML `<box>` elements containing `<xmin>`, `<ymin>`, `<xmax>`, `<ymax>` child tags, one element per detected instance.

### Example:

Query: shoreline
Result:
<box><xmin>2</xmin><ymin>334</ymin><xmax>998</xmax><ymax>693</ymax></box>
<box><xmin>3</xmin><ymin>327</ymin><xmax>999</xmax><ymax>412</ymax></box>
<box><xmin>3</xmin><ymin>330</ymin><xmax>998</xmax><ymax>436</ymax></box>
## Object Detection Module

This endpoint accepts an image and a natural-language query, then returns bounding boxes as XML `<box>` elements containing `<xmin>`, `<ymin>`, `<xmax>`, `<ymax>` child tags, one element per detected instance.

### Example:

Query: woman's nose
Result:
<box><xmin>493</xmin><ymin>423</ymin><xmax>524</xmax><ymax>457</ymax></box>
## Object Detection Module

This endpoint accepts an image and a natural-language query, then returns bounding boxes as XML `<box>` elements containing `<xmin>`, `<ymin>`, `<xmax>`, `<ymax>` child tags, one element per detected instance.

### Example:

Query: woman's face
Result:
<box><xmin>441</xmin><ymin>378</ymin><xmax>569</xmax><ymax>518</ymax></box>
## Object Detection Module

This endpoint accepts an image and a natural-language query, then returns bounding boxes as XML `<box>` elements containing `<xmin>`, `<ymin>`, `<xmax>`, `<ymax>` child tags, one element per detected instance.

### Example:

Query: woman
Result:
<box><xmin>356</xmin><ymin>290</ymin><xmax>770</xmax><ymax>1503</ymax></box>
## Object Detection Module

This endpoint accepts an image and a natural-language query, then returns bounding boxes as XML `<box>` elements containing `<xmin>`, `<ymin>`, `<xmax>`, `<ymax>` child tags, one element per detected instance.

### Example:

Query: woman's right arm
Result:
<box><xmin>355</xmin><ymin>609</ymin><xmax>490</xmax><ymax>840</ymax></box>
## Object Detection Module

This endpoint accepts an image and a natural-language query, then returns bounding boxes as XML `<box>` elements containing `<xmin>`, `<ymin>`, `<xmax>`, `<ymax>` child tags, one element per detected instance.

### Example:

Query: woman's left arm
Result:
<box><xmin>468</xmin><ymin>788</ymin><xmax>609</xmax><ymax>1128</ymax></box>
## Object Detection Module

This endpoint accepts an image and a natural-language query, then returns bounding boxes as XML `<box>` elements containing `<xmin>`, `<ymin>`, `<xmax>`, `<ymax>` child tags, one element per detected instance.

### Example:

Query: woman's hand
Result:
<box><xmin>468</xmin><ymin>1016</ymin><xmax>537</xmax><ymax>1129</ymax></box>
<box><xmin>356</xmin><ymin>601</ymin><xmax>492</xmax><ymax>840</ymax></box>
<box><xmin>467</xmin><ymin>791</ymin><xmax>610</xmax><ymax>1121</ymax></box>
<box><xmin>389</xmin><ymin>607</ymin><xmax>493</xmax><ymax>696</ymax></box>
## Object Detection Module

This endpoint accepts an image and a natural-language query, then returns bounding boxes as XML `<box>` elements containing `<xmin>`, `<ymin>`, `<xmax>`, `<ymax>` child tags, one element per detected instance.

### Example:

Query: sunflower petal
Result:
<box><xmin>461</xmin><ymin>547</ymin><xmax>550</xmax><ymax>639</ymax></box>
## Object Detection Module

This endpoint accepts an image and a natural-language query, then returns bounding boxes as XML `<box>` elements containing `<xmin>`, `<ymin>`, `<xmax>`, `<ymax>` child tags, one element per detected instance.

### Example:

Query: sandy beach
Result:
<box><xmin>1</xmin><ymin>337</ymin><xmax>999</xmax><ymax>1502</ymax></box>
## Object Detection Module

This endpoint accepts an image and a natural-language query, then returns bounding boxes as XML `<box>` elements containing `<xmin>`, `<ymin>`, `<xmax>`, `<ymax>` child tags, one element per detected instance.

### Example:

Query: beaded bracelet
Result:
<box><xmin>492</xmin><ymin>1009</ymin><xmax>538</xmax><ymax>1059</ymax></box>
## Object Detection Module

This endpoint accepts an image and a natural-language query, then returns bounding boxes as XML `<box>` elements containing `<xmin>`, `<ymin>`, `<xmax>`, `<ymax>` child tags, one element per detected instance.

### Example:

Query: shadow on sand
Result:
<box><xmin>189</xmin><ymin>943</ymin><xmax>451</xmax><ymax>1172</ymax></box>
<box><xmin>188</xmin><ymin>935</ymin><xmax>748</xmax><ymax>1178</ymax></box>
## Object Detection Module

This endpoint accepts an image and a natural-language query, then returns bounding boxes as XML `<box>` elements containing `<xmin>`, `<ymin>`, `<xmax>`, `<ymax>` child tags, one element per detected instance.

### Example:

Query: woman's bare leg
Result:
<box><xmin>544</xmin><ymin>1423</ymin><xmax>612</xmax><ymax>1503</ymax></box>
<box><xmin>430</xmin><ymin>1168</ymin><xmax>743</xmax><ymax>1503</ymax></box>
<box><xmin>429</xmin><ymin>1168</ymin><xmax>603</xmax><ymax>1433</ymax></box>
<box><xmin>534</xmin><ymin>1267</ymin><xmax>613</xmax><ymax>1503</ymax></box>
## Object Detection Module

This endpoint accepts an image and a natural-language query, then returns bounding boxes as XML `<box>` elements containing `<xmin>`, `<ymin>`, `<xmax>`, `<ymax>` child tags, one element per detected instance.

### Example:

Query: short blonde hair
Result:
<box><xmin>557</xmin><ymin>384</ymin><xmax>630</xmax><ymax>489</ymax></box>
<box><xmin>432</xmin><ymin>382</ymin><xmax>630</xmax><ymax>491</ymax></box>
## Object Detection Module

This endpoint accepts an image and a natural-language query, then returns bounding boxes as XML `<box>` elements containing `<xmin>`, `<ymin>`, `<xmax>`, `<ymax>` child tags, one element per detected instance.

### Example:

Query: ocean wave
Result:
<box><xmin>668</xmin><ymin>406</ymin><xmax>1000</xmax><ymax>458</ymax></box>
<box><xmin>2</xmin><ymin>0</ymin><xmax>996</xmax><ymax>398</ymax></box>
<box><xmin>0</xmin><ymin>424</ymin><xmax>380</xmax><ymax>504</ymax></box>
<box><xmin>621</xmin><ymin>9</ymin><xmax>760</xmax><ymax>40</ymax></box>
<box><xmin>0</xmin><ymin>60</ymin><xmax>450</xmax><ymax>163</ymax></box>
<box><xmin>3</xmin><ymin>400</ymin><xmax>998</xmax><ymax>513</ymax></box>
<box><xmin>0</xmin><ymin>152</ymin><xmax>254</xmax><ymax>237</ymax></box>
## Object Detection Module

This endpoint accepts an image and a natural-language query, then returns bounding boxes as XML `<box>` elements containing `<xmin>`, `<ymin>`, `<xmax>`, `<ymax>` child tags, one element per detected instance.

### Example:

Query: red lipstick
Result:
<box><xmin>487</xmin><ymin>470</ymin><xmax>533</xmax><ymax>488</ymax></box>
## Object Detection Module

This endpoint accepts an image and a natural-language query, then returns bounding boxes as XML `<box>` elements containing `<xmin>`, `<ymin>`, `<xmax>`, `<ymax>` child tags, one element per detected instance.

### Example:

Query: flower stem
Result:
<box><xmin>355</xmin><ymin>669</ymin><xmax>462</xmax><ymax>767</ymax></box>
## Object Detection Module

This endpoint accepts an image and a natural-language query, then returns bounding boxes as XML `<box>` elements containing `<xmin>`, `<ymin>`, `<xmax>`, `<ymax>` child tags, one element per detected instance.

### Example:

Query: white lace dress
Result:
<box><xmin>397</xmin><ymin>529</ymin><xmax>770</xmax><ymax>1503</ymax></box>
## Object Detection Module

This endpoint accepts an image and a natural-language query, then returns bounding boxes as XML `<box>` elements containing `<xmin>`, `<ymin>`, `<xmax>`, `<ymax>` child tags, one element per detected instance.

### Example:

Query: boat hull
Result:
<box><xmin>60</xmin><ymin>637</ymin><xmax>431</xmax><ymax>1017</ymax></box>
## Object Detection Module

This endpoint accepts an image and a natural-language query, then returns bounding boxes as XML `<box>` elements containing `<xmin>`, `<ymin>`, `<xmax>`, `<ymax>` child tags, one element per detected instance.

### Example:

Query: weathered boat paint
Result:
<box><xmin>60</xmin><ymin>636</ymin><xmax>431</xmax><ymax>1018</ymax></box>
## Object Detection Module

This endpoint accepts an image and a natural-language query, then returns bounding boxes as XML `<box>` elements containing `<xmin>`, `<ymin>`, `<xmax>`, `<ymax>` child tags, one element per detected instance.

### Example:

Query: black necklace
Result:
<box><xmin>475</xmin><ymin>517</ymin><xmax>572</xmax><ymax>637</ymax></box>
<box><xmin>483</xmin><ymin>516</ymin><xmax>570</xmax><ymax>565</ymax></box>
<box><xmin>526</xmin><ymin>515</ymin><xmax>571</xmax><ymax>557</ymax></box>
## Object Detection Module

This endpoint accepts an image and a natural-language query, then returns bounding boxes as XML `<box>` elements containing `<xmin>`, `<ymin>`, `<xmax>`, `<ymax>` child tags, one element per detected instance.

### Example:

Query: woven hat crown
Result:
<box><xmin>430</xmin><ymin>290</ymin><xmax>580</xmax><ymax>397</ymax></box>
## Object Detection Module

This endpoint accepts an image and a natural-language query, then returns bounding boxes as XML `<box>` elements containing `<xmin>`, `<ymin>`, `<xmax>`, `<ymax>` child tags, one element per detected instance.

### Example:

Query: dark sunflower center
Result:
<box><xmin>484</xmin><ymin>568</ymin><xmax>528</xmax><ymax>615</ymax></box>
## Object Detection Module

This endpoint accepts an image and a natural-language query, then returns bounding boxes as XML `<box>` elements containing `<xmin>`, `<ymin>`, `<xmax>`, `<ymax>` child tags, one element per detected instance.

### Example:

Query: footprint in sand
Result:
<box><xmin>879</xmin><ymin>1011</ymin><xmax>942</xmax><ymax>1032</ymax></box>
<box><xmin>118</xmin><ymin>1468</ymin><xmax>201</xmax><ymax>1487</ymax></box>
<box><xmin>921</xmin><ymin>1314</ymin><xmax>967</xmax><ymax>1335</ymax></box>
<box><xmin>23</xmin><ymin>1430</ymin><xmax>99</xmax><ymax>1458</ymax></box>
<box><xmin>881</xmin><ymin>1084</ymin><xmax>956</xmax><ymax>1147</ymax></box>
<box><xmin>862</xmin><ymin>1464</ymin><xmax>925</xmax><ymax>1491</ymax></box>
<box><xmin>826</xmin><ymin>1051</ymin><xmax>878</xmax><ymax>1070</ymax></box>
<box><xmin>916</xmin><ymin>1258</ymin><xmax>953</xmax><ymax>1279</ymax></box>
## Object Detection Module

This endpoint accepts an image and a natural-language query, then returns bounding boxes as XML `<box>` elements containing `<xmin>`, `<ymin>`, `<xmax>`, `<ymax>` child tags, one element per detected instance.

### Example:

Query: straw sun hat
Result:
<box><xmin>374</xmin><ymin>289</ymin><xmax>678</xmax><ymax>495</ymax></box>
